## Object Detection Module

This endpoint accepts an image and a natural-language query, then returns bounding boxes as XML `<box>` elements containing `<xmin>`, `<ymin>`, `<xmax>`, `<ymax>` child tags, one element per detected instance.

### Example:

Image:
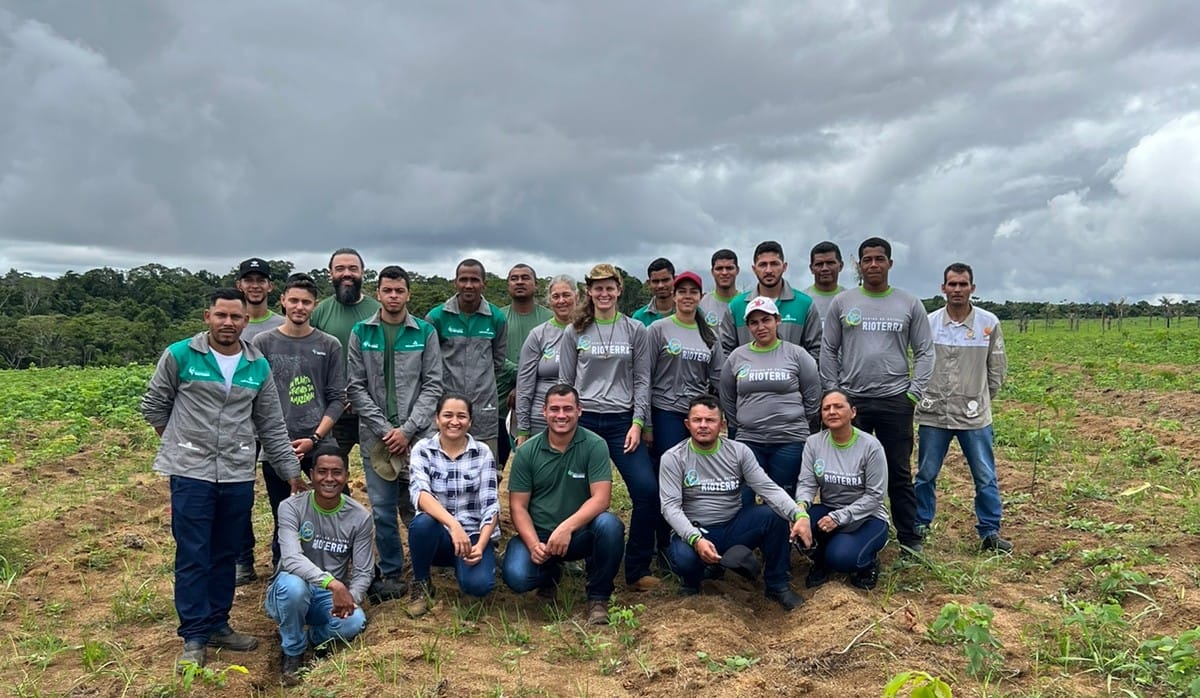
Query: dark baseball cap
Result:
<box><xmin>238</xmin><ymin>258</ymin><xmax>271</xmax><ymax>280</ymax></box>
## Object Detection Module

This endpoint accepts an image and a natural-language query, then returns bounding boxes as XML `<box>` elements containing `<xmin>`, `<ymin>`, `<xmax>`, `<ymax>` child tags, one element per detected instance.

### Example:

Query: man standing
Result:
<box><xmin>720</xmin><ymin>241</ymin><xmax>821</xmax><ymax>361</ymax></box>
<box><xmin>915</xmin><ymin>263</ymin><xmax>1011</xmax><ymax>552</ymax></box>
<box><xmin>426</xmin><ymin>259</ymin><xmax>507</xmax><ymax>458</ymax></box>
<box><xmin>236</xmin><ymin>257</ymin><xmax>285</xmax><ymax>342</ymax></box>
<box><xmin>141</xmin><ymin>288</ymin><xmax>304</xmax><ymax>670</ymax></box>
<box><xmin>699</xmin><ymin>249</ymin><xmax>739</xmax><ymax>327</ymax></box>
<box><xmin>310</xmin><ymin>248</ymin><xmax>382</xmax><ymax>468</ymax></box>
<box><xmin>267</xmin><ymin>446</ymin><xmax>372</xmax><ymax>686</ymax></box>
<box><xmin>249</xmin><ymin>273</ymin><xmax>346</xmax><ymax>570</ymax></box>
<box><xmin>803</xmin><ymin>241</ymin><xmax>846</xmax><ymax>323</ymax></box>
<box><xmin>631</xmin><ymin>258</ymin><xmax>676</xmax><ymax>326</ymax></box>
<box><xmin>820</xmin><ymin>237</ymin><xmax>934</xmax><ymax>553</ymax></box>
<box><xmin>502</xmin><ymin>384</ymin><xmax>625</xmax><ymax>625</ymax></box>
<box><xmin>498</xmin><ymin>264</ymin><xmax>553</xmax><ymax>466</ymax></box>
<box><xmin>660</xmin><ymin>396</ymin><xmax>807</xmax><ymax>610</ymax></box>
<box><xmin>347</xmin><ymin>266</ymin><xmax>443</xmax><ymax>602</ymax></box>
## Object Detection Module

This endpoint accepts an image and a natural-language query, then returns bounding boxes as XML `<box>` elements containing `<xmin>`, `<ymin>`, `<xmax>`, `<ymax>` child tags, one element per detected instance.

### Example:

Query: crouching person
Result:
<box><xmin>660</xmin><ymin>395</ymin><xmax>807</xmax><ymax>611</ymax></box>
<box><xmin>406</xmin><ymin>394</ymin><xmax>500</xmax><ymax>617</ymax></box>
<box><xmin>502</xmin><ymin>384</ymin><xmax>625</xmax><ymax>625</ymax></box>
<box><xmin>266</xmin><ymin>445</ymin><xmax>373</xmax><ymax>686</ymax></box>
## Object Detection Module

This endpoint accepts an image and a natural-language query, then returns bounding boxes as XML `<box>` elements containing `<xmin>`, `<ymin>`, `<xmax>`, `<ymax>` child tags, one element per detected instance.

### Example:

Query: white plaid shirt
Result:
<box><xmin>408</xmin><ymin>433</ymin><xmax>500</xmax><ymax>539</ymax></box>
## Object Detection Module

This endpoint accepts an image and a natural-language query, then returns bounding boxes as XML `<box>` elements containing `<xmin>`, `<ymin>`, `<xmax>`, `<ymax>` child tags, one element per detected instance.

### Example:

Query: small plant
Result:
<box><xmin>80</xmin><ymin>638</ymin><xmax>111</xmax><ymax>671</ymax></box>
<box><xmin>1092</xmin><ymin>561</ymin><xmax>1158</xmax><ymax>603</ymax></box>
<box><xmin>927</xmin><ymin>602</ymin><xmax>1003</xmax><ymax>679</ymax></box>
<box><xmin>607</xmin><ymin>602</ymin><xmax>644</xmax><ymax>648</ymax></box>
<box><xmin>176</xmin><ymin>661</ymin><xmax>248</xmax><ymax>691</ymax></box>
<box><xmin>883</xmin><ymin>670</ymin><xmax>953</xmax><ymax>697</ymax></box>
<box><xmin>1134</xmin><ymin>626</ymin><xmax>1200</xmax><ymax>696</ymax></box>
<box><xmin>696</xmin><ymin>650</ymin><xmax>759</xmax><ymax>673</ymax></box>
<box><xmin>490</xmin><ymin>606</ymin><xmax>531</xmax><ymax>647</ymax></box>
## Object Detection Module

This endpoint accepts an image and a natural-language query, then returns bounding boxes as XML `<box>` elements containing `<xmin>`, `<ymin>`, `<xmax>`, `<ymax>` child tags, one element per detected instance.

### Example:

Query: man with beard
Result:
<box><xmin>141</xmin><ymin>288</ymin><xmax>304</xmax><ymax>671</ymax></box>
<box><xmin>803</xmin><ymin>241</ymin><xmax>846</xmax><ymax>323</ymax></box>
<box><xmin>497</xmin><ymin>264</ymin><xmax>552</xmax><ymax>467</ymax></box>
<box><xmin>237</xmin><ymin>258</ymin><xmax>286</xmax><ymax>342</ymax></box>
<box><xmin>719</xmin><ymin>241</ymin><xmax>822</xmax><ymax>363</ymax></box>
<box><xmin>699</xmin><ymin>249</ymin><xmax>739</xmax><ymax>327</ymax></box>
<box><xmin>311</xmin><ymin>248</ymin><xmax>381</xmax><ymax>469</ymax></box>
<box><xmin>426</xmin><ymin>259</ymin><xmax>508</xmax><ymax>460</ymax></box>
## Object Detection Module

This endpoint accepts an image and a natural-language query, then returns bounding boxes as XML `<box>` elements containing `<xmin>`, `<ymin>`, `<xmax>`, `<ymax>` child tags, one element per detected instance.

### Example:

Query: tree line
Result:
<box><xmin>0</xmin><ymin>264</ymin><xmax>1193</xmax><ymax>369</ymax></box>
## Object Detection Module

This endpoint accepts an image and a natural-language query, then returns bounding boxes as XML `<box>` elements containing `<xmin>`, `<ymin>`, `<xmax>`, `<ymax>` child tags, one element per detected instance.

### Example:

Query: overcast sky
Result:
<box><xmin>2</xmin><ymin>2</ymin><xmax>1198</xmax><ymax>302</ymax></box>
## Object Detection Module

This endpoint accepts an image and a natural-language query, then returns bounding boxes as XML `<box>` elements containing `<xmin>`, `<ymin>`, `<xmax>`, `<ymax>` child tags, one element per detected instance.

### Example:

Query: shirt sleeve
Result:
<box><xmin>507</xmin><ymin>446</ymin><xmax>533</xmax><ymax>494</ymax></box>
<box><xmin>492</xmin><ymin>311</ymin><xmax>508</xmax><ymax>379</ymax></box>
<box><xmin>557</xmin><ymin>325</ymin><xmax>579</xmax><ymax>386</ymax></box>
<box><xmin>718</xmin><ymin>352</ymin><xmax>738</xmax><ymax>429</ymax></box>
<box><xmin>800</xmin><ymin>303</ymin><xmax>823</xmax><ymax>365</ymax></box>
<box><xmin>321</xmin><ymin>335</ymin><xmax>347</xmax><ymax>425</ymax></box>
<box><xmin>585</xmin><ymin>436</ymin><xmax>613</xmax><ymax>484</ymax></box>
<box><xmin>797</xmin><ymin>349</ymin><xmax>822</xmax><ymax>421</ymax></box>
<box><xmin>795</xmin><ymin>439</ymin><xmax>819</xmax><ymax>506</ymax></box>
<box><xmin>907</xmin><ymin>296</ymin><xmax>936</xmax><ymax>399</ymax></box>
<box><xmin>348</xmin><ymin>510</ymin><xmax>376</xmax><ymax>604</ymax></box>
<box><xmin>986</xmin><ymin>320</ymin><xmax>1007</xmax><ymax>400</ymax></box>
<box><xmin>477</xmin><ymin>447</ymin><xmax>501</xmax><ymax>538</ymax></box>
<box><xmin>718</xmin><ymin>307</ymin><xmax>738</xmax><ymax>358</ymax></box>
<box><xmin>408</xmin><ymin>439</ymin><xmax>434</xmax><ymax>512</ymax></box>
<box><xmin>830</xmin><ymin>437</ymin><xmax>889</xmax><ymax>528</ymax></box>
<box><xmin>629</xmin><ymin>320</ymin><xmax>652</xmax><ymax>424</ymax></box>
<box><xmin>515</xmin><ymin>329</ymin><xmax>541</xmax><ymax>434</ymax></box>
<box><xmin>658</xmin><ymin>447</ymin><xmax>698</xmax><ymax>542</ymax></box>
<box><xmin>252</xmin><ymin>370</ymin><xmax>302</xmax><ymax>480</ymax></box>
<box><xmin>140</xmin><ymin>348</ymin><xmax>179</xmax><ymax>428</ymax></box>
<box><xmin>819</xmin><ymin>296</ymin><xmax>843</xmax><ymax>392</ymax></box>
<box><xmin>400</xmin><ymin>324</ymin><xmax>444</xmax><ymax>439</ymax></box>
<box><xmin>346</xmin><ymin>327</ymin><xmax>391</xmax><ymax>439</ymax></box>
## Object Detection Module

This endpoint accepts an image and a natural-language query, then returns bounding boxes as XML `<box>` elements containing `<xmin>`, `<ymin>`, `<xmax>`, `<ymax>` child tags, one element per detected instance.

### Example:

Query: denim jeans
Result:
<box><xmin>501</xmin><ymin>512</ymin><xmax>625</xmax><ymax>601</ymax></box>
<box><xmin>170</xmin><ymin>476</ymin><xmax>253</xmax><ymax>642</ymax></box>
<box><xmin>578</xmin><ymin>411</ymin><xmax>661</xmax><ymax>583</ymax></box>
<box><xmin>915</xmin><ymin>424</ymin><xmax>1003</xmax><ymax>538</ymax></box>
<box><xmin>265</xmin><ymin>571</ymin><xmax>367</xmax><ymax>657</ymax></box>
<box><xmin>852</xmin><ymin>392</ymin><xmax>921</xmax><ymax>546</ymax></box>
<box><xmin>741</xmin><ymin>440</ymin><xmax>805</xmax><ymax>508</ymax></box>
<box><xmin>408</xmin><ymin>514</ymin><xmax>496</xmax><ymax>597</ymax></box>
<box><xmin>361</xmin><ymin>443</ymin><xmax>413</xmax><ymax>577</ymax></box>
<box><xmin>666</xmin><ymin>504</ymin><xmax>791</xmax><ymax>592</ymax></box>
<box><xmin>807</xmin><ymin>504</ymin><xmax>889</xmax><ymax>573</ymax></box>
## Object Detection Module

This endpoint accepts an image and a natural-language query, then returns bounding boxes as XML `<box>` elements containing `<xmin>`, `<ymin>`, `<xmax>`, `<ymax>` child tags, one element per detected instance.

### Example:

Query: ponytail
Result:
<box><xmin>696</xmin><ymin>312</ymin><xmax>716</xmax><ymax>349</ymax></box>
<box><xmin>572</xmin><ymin>295</ymin><xmax>596</xmax><ymax>333</ymax></box>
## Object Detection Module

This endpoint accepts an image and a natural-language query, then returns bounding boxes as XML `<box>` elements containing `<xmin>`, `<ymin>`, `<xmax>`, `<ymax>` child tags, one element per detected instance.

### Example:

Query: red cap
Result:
<box><xmin>673</xmin><ymin>271</ymin><xmax>703</xmax><ymax>291</ymax></box>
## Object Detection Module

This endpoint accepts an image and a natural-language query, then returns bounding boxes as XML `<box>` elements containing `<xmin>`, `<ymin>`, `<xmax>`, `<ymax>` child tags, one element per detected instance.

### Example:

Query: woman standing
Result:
<box><xmin>558</xmin><ymin>264</ymin><xmax>660</xmax><ymax>591</ymax></box>
<box><xmin>406</xmin><ymin>394</ymin><xmax>499</xmax><ymax>617</ymax></box>
<box><xmin>793</xmin><ymin>389</ymin><xmax>891</xmax><ymax>590</ymax></box>
<box><xmin>647</xmin><ymin>271</ymin><xmax>723</xmax><ymax>456</ymax></box>
<box><xmin>719</xmin><ymin>296</ymin><xmax>821</xmax><ymax>504</ymax></box>
<box><xmin>514</xmin><ymin>275</ymin><xmax>578</xmax><ymax>444</ymax></box>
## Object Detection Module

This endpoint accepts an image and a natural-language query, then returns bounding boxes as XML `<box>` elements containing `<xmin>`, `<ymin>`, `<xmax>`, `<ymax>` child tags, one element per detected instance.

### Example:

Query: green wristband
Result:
<box><xmin>320</xmin><ymin>575</ymin><xmax>334</xmax><ymax>589</ymax></box>
<box><xmin>687</xmin><ymin>533</ymin><xmax>701</xmax><ymax>547</ymax></box>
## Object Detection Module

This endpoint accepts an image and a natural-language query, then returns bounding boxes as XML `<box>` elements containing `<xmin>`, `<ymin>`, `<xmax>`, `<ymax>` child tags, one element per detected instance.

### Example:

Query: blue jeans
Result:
<box><xmin>807</xmin><ymin>504</ymin><xmax>889</xmax><ymax>573</ymax></box>
<box><xmin>501</xmin><ymin>512</ymin><xmax>625</xmax><ymax>601</ymax></box>
<box><xmin>915</xmin><ymin>424</ymin><xmax>1003</xmax><ymax>538</ymax></box>
<box><xmin>667</xmin><ymin>504</ymin><xmax>791</xmax><ymax>592</ymax></box>
<box><xmin>408</xmin><ymin>514</ymin><xmax>496</xmax><ymax>597</ymax></box>
<box><xmin>578</xmin><ymin>411</ymin><xmax>660</xmax><ymax>583</ymax></box>
<box><xmin>170</xmin><ymin>476</ymin><xmax>253</xmax><ymax>642</ymax></box>
<box><xmin>265</xmin><ymin>571</ymin><xmax>367</xmax><ymax>657</ymax></box>
<box><xmin>741</xmin><ymin>441</ymin><xmax>805</xmax><ymax>508</ymax></box>
<box><xmin>361</xmin><ymin>444</ymin><xmax>414</xmax><ymax>577</ymax></box>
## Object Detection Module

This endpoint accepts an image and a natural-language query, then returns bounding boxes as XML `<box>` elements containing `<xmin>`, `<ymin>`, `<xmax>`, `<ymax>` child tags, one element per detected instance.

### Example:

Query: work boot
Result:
<box><xmin>804</xmin><ymin>564</ymin><xmax>830</xmax><ymax>589</ymax></box>
<box><xmin>406</xmin><ymin>580</ymin><xmax>434</xmax><ymax>618</ymax></box>
<box><xmin>207</xmin><ymin>625</ymin><xmax>259</xmax><ymax>651</ymax></box>
<box><xmin>850</xmin><ymin>560</ymin><xmax>880</xmax><ymax>590</ymax></box>
<box><xmin>176</xmin><ymin>640</ymin><xmax>206</xmax><ymax>671</ymax></box>
<box><xmin>280</xmin><ymin>652</ymin><xmax>305</xmax><ymax>687</ymax></box>
<box><xmin>981</xmin><ymin>533</ymin><xmax>1014</xmax><ymax>553</ymax></box>
<box><xmin>765</xmin><ymin>586</ymin><xmax>805</xmax><ymax>611</ymax></box>
<box><xmin>367</xmin><ymin>575</ymin><xmax>408</xmax><ymax>604</ymax></box>
<box><xmin>586</xmin><ymin>600</ymin><xmax>609</xmax><ymax>625</ymax></box>
<box><xmin>628</xmin><ymin>575</ymin><xmax>661</xmax><ymax>592</ymax></box>
<box><xmin>234</xmin><ymin>563</ymin><xmax>258</xmax><ymax>586</ymax></box>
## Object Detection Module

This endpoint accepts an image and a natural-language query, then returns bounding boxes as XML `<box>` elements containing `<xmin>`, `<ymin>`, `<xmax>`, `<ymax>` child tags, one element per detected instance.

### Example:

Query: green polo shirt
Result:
<box><xmin>508</xmin><ymin>426</ymin><xmax>611</xmax><ymax>535</ymax></box>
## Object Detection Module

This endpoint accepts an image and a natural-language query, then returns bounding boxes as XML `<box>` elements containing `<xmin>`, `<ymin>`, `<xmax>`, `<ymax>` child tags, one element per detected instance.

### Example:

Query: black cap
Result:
<box><xmin>238</xmin><ymin>258</ymin><xmax>271</xmax><ymax>280</ymax></box>
<box><xmin>719</xmin><ymin>544</ymin><xmax>761</xmax><ymax>581</ymax></box>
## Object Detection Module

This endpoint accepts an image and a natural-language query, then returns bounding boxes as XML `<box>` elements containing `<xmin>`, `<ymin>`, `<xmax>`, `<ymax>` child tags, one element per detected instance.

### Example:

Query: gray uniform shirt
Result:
<box><xmin>251</xmin><ymin>329</ymin><xmax>346</xmax><ymax>438</ymax></box>
<box><xmin>558</xmin><ymin>315</ymin><xmax>651</xmax><ymax>423</ymax></box>
<box><xmin>803</xmin><ymin>285</ymin><xmax>844</xmax><ymax>324</ymax></box>
<box><xmin>820</xmin><ymin>286</ymin><xmax>935</xmax><ymax>399</ymax></box>
<box><xmin>915</xmin><ymin>306</ymin><xmax>1007</xmax><ymax>430</ymax></box>
<box><xmin>241</xmin><ymin>311</ymin><xmax>286</xmax><ymax>343</ymax></box>
<box><xmin>277</xmin><ymin>493</ymin><xmax>375</xmax><ymax>605</ymax></box>
<box><xmin>796</xmin><ymin>428</ymin><xmax>890</xmax><ymax>532</ymax></box>
<box><xmin>660</xmin><ymin>438</ymin><xmax>801</xmax><ymax>544</ymax></box>
<box><xmin>719</xmin><ymin>340</ymin><xmax>821</xmax><ymax>444</ymax></box>
<box><xmin>647</xmin><ymin>316</ymin><xmax>723</xmax><ymax>414</ymax></box>
<box><xmin>699</xmin><ymin>292</ymin><xmax>735</xmax><ymax>328</ymax></box>
<box><xmin>515</xmin><ymin>319</ymin><xmax>568</xmax><ymax>435</ymax></box>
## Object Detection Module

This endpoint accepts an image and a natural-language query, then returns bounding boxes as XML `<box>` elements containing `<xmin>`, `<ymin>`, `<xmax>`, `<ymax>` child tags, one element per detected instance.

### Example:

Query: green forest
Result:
<box><xmin>0</xmin><ymin>263</ymin><xmax>1194</xmax><ymax>369</ymax></box>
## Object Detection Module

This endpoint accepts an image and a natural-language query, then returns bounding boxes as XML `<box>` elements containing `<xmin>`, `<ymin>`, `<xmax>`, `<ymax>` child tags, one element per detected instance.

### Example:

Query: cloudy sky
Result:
<box><xmin>2</xmin><ymin>2</ymin><xmax>1198</xmax><ymax>302</ymax></box>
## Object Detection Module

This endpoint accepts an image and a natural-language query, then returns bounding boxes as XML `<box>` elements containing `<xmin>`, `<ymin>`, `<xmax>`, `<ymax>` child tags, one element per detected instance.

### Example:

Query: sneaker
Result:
<box><xmin>981</xmin><ymin>534</ymin><xmax>1014</xmax><ymax>553</ymax></box>
<box><xmin>850</xmin><ymin>560</ymin><xmax>880</xmax><ymax>590</ymax></box>
<box><xmin>677</xmin><ymin>585</ymin><xmax>700</xmax><ymax>597</ymax></box>
<box><xmin>765</xmin><ymin>586</ymin><xmax>805</xmax><ymax>612</ymax></box>
<box><xmin>176</xmin><ymin>640</ymin><xmax>206</xmax><ymax>671</ymax></box>
<box><xmin>234</xmin><ymin>563</ymin><xmax>258</xmax><ymax>587</ymax></box>
<box><xmin>900</xmin><ymin>541</ymin><xmax>923</xmax><ymax>558</ymax></box>
<box><xmin>586</xmin><ymin>599</ymin><xmax>609</xmax><ymax>625</ymax></box>
<box><xmin>406</xmin><ymin>580</ymin><xmax>434</xmax><ymax>618</ymax></box>
<box><xmin>280</xmin><ymin>652</ymin><xmax>305</xmax><ymax>687</ymax></box>
<box><xmin>804</xmin><ymin>564</ymin><xmax>830</xmax><ymax>589</ymax></box>
<box><xmin>628</xmin><ymin>575</ymin><xmax>662</xmax><ymax>592</ymax></box>
<box><xmin>367</xmin><ymin>575</ymin><xmax>408</xmax><ymax>604</ymax></box>
<box><xmin>208</xmin><ymin>625</ymin><xmax>259</xmax><ymax>651</ymax></box>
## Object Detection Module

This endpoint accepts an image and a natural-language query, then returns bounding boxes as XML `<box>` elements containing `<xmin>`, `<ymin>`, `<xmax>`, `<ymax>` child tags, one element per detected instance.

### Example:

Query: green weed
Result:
<box><xmin>927</xmin><ymin>602</ymin><xmax>1003</xmax><ymax>680</ymax></box>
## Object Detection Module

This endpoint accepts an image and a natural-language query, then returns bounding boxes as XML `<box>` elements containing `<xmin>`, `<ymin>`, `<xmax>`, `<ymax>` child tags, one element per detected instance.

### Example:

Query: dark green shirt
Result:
<box><xmin>311</xmin><ymin>295</ymin><xmax>383</xmax><ymax>371</ymax></box>
<box><xmin>381</xmin><ymin>320</ymin><xmax>403</xmax><ymax>423</ymax></box>
<box><xmin>508</xmin><ymin>427</ymin><xmax>611</xmax><ymax>536</ymax></box>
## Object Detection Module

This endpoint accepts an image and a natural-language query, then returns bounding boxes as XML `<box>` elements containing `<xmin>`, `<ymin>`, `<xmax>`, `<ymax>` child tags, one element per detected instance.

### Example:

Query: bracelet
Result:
<box><xmin>310</xmin><ymin>432</ymin><xmax>323</xmax><ymax>445</ymax></box>
<box><xmin>793</xmin><ymin>509</ymin><xmax>809</xmax><ymax>521</ymax></box>
<box><xmin>687</xmin><ymin>533</ymin><xmax>701</xmax><ymax>547</ymax></box>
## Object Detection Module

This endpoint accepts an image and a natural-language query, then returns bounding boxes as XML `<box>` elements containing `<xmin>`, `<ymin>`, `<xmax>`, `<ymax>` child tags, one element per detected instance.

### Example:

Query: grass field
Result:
<box><xmin>0</xmin><ymin>319</ymin><xmax>1197</xmax><ymax>697</ymax></box>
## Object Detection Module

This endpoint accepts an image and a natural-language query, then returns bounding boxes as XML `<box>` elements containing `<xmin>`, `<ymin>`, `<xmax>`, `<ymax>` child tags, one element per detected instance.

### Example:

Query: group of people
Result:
<box><xmin>141</xmin><ymin>237</ymin><xmax>1010</xmax><ymax>684</ymax></box>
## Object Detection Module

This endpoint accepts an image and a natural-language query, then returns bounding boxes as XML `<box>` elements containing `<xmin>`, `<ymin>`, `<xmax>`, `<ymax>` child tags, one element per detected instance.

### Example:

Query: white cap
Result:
<box><xmin>744</xmin><ymin>296</ymin><xmax>780</xmax><ymax>319</ymax></box>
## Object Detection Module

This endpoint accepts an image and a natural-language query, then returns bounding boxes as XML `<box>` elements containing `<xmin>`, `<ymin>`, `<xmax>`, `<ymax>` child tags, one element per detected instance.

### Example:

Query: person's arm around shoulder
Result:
<box><xmin>544</xmin><ymin>435</ymin><xmax>613</xmax><ymax>557</ymax></box>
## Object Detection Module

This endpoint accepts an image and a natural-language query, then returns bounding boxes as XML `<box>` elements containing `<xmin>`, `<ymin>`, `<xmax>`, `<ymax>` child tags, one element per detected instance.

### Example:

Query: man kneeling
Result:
<box><xmin>266</xmin><ymin>445</ymin><xmax>373</xmax><ymax>685</ymax></box>
<box><xmin>660</xmin><ymin>395</ymin><xmax>807</xmax><ymax>610</ymax></box>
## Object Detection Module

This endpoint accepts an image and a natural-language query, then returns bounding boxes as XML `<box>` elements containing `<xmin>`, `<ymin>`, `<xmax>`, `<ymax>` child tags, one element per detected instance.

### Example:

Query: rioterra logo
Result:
<box><xmin>299</xmin><ymin>520</ymin><xmax>315</xmax><ymax>542</ymax></box>
<box><xmin>705</xmin><ymin>311</ymin><xmax>719</xmax><ymax>325</ymax></box>
<box><xmin>813</xmin><ymin>459</ymin><xmax>825</xmax><ymax>478</ymax></box>
<box><xmin>666</xmin><ymin>339</ymin><xmax>683</xmax><ymax>356</ymax></box>
<box><xmin>736</xmin><ymin>364</ymin><xmax>751</xmax><ymax>380</ymax></box>
<box><xmin>289</xmin><ymin>376</ymin><xmax>315</xmax><ymax>405</ymax></box>
<box><xmin>577</xmin><ymin>337</ymin><xmax>592</xmax><ymax>351</ymax></box>
<box><xmin>683</xmin><ymin>469</ymin><xmax>699</xmax><ymax>487</ymax></box>
<box><xmin>542</xmin><ymin>345</ymin><xmax>558</xmax><ymax>361</ymax></box>
<box><xmin>845</xmin><ymin>308</ymin><xmax>863</xmax><ymax>327</ymax></box>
